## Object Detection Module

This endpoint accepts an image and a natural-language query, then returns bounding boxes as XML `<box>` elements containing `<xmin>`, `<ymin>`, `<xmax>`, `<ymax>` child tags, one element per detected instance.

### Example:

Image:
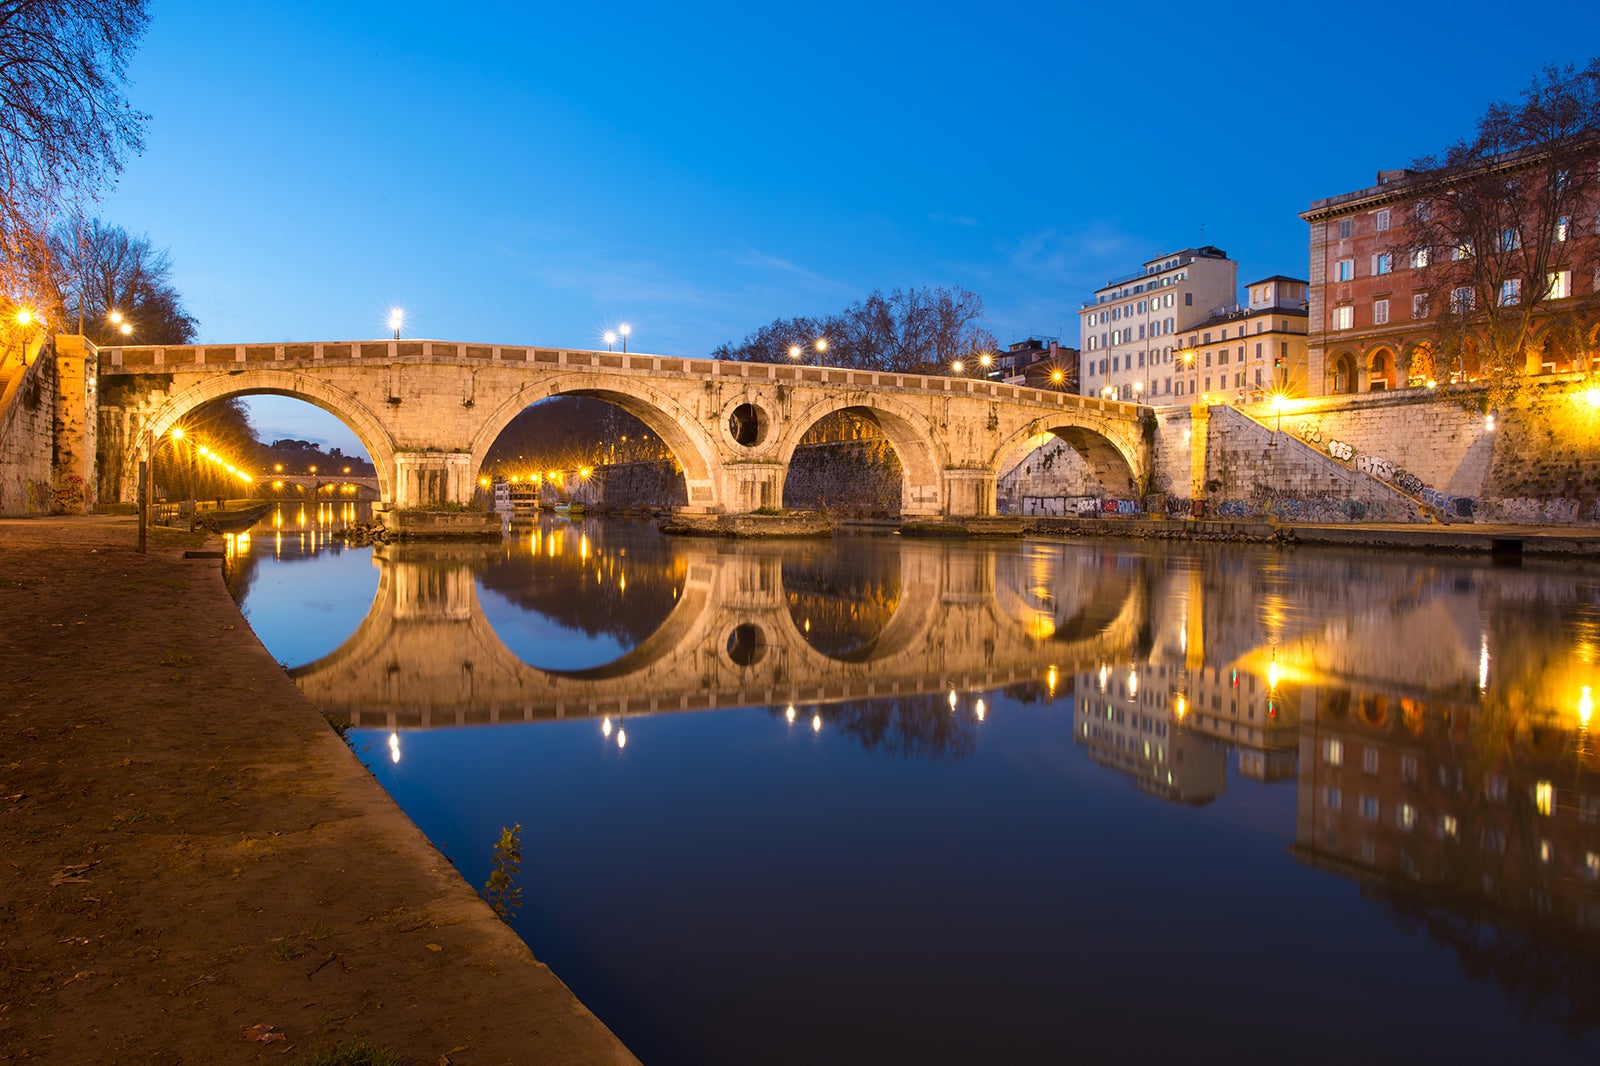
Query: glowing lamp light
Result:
<box><xmin>170</xmin><ymin>427</ymin><xmax>184</xmax><ymax>439</ymax></box>
<box><xmin>1051</xmin><ymin>369</ymin><xmax>1064</xmax><ymax>384</ymax></box>
<box><xmin>119</xmin><ymin>322</ymin><xmax>133</xmax><ymax>336</ymax></box>
<box><xmin>387</xmin><ymin>307</ymin><xmax>404</xmax><ymax>337</ymax></box>
<box><xmin>1268</xmin><ymin>661</ymin><xmax>1281</xmax><ymax>689</ymax></box>
<box><xmin>948</xmin><ymin>689</ymin><xmax>958</xmax><ymax>710</ymax></box>
<box><xmin>107</xmin><ymin>310</ymin><xmax>123</xmax><ymax>325</ymax></box>
<box><xmin>789</xmin><ymin>345</ymin><xmax>802</xmax><ymax>360</ymax></box>
<box><xmin>1175</xmin><ymin>695</ymin><xmax>1188</xmax><ymax>719</ymax></box>
<box><xmin>1581</xmin><ymin>686</ymin><xmax>1593</xmax><ymax>726</ymax></box>
<box><xmin>785</xmin><ymin>704</ymin><xmax>796</xmax><ymax>723</ymax></box>
<box><xmin>15</xmin><ymin>308</ymin><xmax>34</xmax><ymax>326</ymax></box>
<box><xmin>1585</xmin><ymin>389</ymin><xmax>1600</xmax><ymax>409</ymax></box>
<box><xmin>602</xmin><ymin>716</ymin><xmax>613</xmax><ymax>738</ymax></box>
<box><xmin>975</xmin><ymin>698</ymin><xmax>986</xmax><ymax>722</ymax></box>
<box><xmin>388</xmin><ymin>731</ymin><xmax>401</xmax><ymax>764</ymax></box>
<box><xmin>951</xmin><ymin>360</ymin><xmax>964</xmax><ymax>374</ymax></box>
<box><xmin>811</xmin><ymin>713</ymin><xmax>822</xmax><ymax>733</ymax></box>
<box><xmin>616</xmin><ymin>727</ymin><xmax>627</xmax><ymax>749</ymax></box>
<box><xmin>1485</xmin><ymin>413</ymin><xmax>1495</xmax><ymax>431</ymax></box>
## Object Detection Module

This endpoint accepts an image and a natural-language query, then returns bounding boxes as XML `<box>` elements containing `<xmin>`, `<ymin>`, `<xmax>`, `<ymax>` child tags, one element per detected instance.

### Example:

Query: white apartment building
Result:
<box><xmin>1078</xmin><ymin>246</ymin><xmax>1237</xmax><ymax>403</ymax></box>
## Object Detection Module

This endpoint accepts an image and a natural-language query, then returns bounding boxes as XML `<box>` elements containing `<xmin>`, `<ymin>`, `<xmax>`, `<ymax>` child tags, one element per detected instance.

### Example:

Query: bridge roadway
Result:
<box><xmin>289</xmin><ymin>540</ymin><xmax>1149</xmax><ymax>729</ymax></box>
<box><xmin>98</xmin><ymin>339</ymin><xmax>1150</xmax><ymax>516</ymax></box>
<box><xmin>263</xmin><ymin>473</ymin><xmax>382</xmax><ymax>500</ymax></box>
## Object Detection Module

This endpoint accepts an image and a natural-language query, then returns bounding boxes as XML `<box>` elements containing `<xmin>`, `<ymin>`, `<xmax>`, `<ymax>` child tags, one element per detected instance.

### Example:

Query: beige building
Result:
<box><xmin>1172</xmin><ymin>276</ymin><xmax>1309</xmax><ymax>404</ymax></box>
<box><xmin>1078</xmin><ymin>246</ymin><xmax>1237</xmax><ymax>403</ymax></box>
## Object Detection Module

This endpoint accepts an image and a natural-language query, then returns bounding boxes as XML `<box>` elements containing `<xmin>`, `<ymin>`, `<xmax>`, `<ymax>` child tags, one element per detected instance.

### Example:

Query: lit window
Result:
<box><xmin>1548</xmin><ymin>270</ymin><xmax>1571</xmax><ymax>299</ymax></box>
<box><xmin>1500</xmin><ymin>278</ymin><xmax>1521</xmax><ymax>306</ymax></box>
<box><xmin>1397</xmin><ymin>804</ymin><xmax>1416</xmax><ymax>830</ymax></box>
<box><xmin>1557</xmin><ymin>215</ymin><xmax>1571</xmax><ymax>242</ymax></box>
<box><xmin>1454</xmin><ymin>242</ymin><xmax>1473</xmax><ymax>260</ymax></box>
<box><xmin>1333</xmin><ymin>306</ymin><xmax>1354</xmax><ymax>330</ymax></box>
<box><xmin>1451</xmin><ymin>287</ymin><xmax>1474</xmax><ymax>314</ymax></box>
<box><xmin>1376</xmin><ymin>208</ymin><xmax>1391</xmax><ymax>231</ymax></box>
<box><xmin>1536</xmin><ymin>780</ymin><xmax>1554</xmax><ymax>816</ymax></box>
<box><xmin>1441</xmin><ymin>814</ymin><xmax>1459</xmax><ymax>838</ymax></box>
<box><xmin>1375</xmin><ymin>252</ymin><xmax>1392</xmax><ymax>275</ymax></box>
<box><xmin>1588</xmin><ymin>852</ymin><xmax>1600</xmax><ymax>879</ymax></box>
<box><xmin>1336</xmin><ymin>258</ymin><xmax>1355</xmax><ymax>281</ymax></box>
<box><xmin>1374</xmin><ymin>299</ymin><xmax>1390</xmax><ymax>325</ymax></box>
<box><xmin>1410</xmin><ymin>247</ymin><xmax>1429</xmax><ymax>269</ymax></box>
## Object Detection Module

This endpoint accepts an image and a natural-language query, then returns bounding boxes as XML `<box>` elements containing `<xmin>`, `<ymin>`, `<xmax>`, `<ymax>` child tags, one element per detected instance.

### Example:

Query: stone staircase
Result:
<box><xmin>1206</xmin><ymin>404</ymin><xmax>1443</xmax><ymax>524</ymax></box>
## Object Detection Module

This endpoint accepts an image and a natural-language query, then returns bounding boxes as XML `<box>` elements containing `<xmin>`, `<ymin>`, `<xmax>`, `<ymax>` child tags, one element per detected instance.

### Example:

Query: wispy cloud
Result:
<box><xmin>929</xmin><ymin>212</ymin><xmax>979</xmax><ymax>228</ymax></box>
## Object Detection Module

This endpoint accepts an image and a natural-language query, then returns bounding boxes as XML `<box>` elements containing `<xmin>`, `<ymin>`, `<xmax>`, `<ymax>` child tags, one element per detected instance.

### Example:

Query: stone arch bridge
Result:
<box><xmin>290</xmin><ymin>540</ymin><xmax>1150</xmax><ymax>729</ymax></box>
<box><xmin>98</xmin><ymin>339</ymin><xmax>1152</xmax><ymax>516</ymax></box>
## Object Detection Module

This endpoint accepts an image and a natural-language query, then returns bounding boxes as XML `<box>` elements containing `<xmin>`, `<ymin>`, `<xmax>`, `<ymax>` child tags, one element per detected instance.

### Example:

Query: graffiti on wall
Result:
<box><xmin>1296</xmin><ymin>418</ymin><xmax>1479</xmax><ymax>519</ymax></box>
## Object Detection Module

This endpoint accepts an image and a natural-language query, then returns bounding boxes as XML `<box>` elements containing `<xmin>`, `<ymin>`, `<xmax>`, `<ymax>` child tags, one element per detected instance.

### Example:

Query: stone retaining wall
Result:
<box><xmin>0</xmin><ymin>338</ymin><xmax>58</xmax><ymax>516</ymax></box>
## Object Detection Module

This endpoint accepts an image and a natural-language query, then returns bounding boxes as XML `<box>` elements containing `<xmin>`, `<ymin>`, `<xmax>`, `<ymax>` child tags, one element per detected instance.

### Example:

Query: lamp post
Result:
<box><xmin>789</xmin><ymin>338</ymin><xmax>827</xmax><ymax>366</ymax></box>
<box><xmin>388</xmin><ymin>308</ymin><xmax>404</xmax><ymax>340</ymax></box>
<box><xmin>604</xmin><ymin>330</ymin><xmax>617</xmax><ymax>352</ymax></box>
<box><xmin>137</xmin><ymin>426</ymin><xmax>185</xmax><ymax>553</ymax></box>
<box><xmin>618</xmin><ymin>323</ymin><xmax>630</xmax><ymax>354</ymax></box>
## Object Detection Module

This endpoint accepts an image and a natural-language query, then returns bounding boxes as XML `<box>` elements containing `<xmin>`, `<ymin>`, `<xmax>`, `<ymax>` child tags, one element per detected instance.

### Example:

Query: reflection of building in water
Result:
<box><xmin>1072</xmin><ymin>664</ymin><xmax>1227</xmax><ymax>804</ymax></box>
<box><xmin>1296</xmin><ymin>686</ymin><xmax>1600</xmax><ymax>945</ymax></box>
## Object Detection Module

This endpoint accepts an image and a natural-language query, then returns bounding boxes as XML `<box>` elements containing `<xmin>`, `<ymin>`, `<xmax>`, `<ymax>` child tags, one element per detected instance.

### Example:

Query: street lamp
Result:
<box><xmin>388</xmin><ymin>307</ymin><xmax>404</xmax><ymax>340</ymax></box>
<box><xmin>1270</xmin><ymin>392</ymin><xmax>1286</xmax><ymax>447</ymax></box>
<box><xmin>951</xmin><ymin>359</ymin><xmax>965</xmax><ymax>375</ymax></box>
<box><xmin>618</xmin><ymin>323</ymin><xmax>631</xmax><ymax>354</ymax></box>
<box><xmin>788</xmin><ymin>338</ymin><xmax>827</xmax><ymax>366</ymax></box>
<box><xmin>136</xmin><ymin>426</ymin><xmax>186</xmax><ymax>553</ymax></box>
<box><xmin>604</xmin><ymin>330</ymin><xmax>617</xmax><ymax>351</ymax></box>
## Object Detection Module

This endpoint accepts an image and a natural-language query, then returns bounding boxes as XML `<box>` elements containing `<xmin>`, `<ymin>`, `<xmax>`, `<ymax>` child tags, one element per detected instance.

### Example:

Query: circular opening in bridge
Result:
<box><xmin>727</xmin><ymin>403</ymin><xmax>769</xmax><ymax>448</ymax></box>
<box><xmin>726</xmin><ymin>624</ymin><xmax>767</xmax><ymax>667</ymax></box>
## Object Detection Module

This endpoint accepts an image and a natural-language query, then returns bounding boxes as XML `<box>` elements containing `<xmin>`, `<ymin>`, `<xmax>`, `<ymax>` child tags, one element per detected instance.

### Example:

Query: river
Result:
<box><xmin>226</xmin><ymin>507</ymin><xmax>1600</xmax><ymax>1065</ymax></box>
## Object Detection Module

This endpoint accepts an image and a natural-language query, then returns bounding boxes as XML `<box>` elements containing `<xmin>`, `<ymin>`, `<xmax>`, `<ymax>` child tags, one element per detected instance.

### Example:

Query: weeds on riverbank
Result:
<box><xmin>483</xmin><ymin>823</ymin><xmax>523</xmax><ymax>920</ymax></box>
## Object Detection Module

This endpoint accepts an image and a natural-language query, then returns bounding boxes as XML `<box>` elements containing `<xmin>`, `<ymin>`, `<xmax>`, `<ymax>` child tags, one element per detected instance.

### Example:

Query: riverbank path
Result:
<box><xmin>0</xmin><ymin>515</ymin><xmax>637</xmax><ymax>1064</ymax></box>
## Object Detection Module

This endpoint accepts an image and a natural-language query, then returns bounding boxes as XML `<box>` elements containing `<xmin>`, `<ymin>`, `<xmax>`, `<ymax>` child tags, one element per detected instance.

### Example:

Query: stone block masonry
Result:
<box><xmin>0</xmin><ymin>335</ymin><xmax>61</xmax><ymax>516</ymax></box>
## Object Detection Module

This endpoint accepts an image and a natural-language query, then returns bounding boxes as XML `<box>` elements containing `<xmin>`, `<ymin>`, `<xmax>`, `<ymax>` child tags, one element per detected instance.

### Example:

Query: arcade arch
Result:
<box><xmin>773</xmin><ymin>396</ymin><xmax>944</xmax><ymax>517</ymax></box>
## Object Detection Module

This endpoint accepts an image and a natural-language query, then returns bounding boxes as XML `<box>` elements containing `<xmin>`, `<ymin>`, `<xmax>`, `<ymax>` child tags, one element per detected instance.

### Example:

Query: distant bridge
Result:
<box><xmin>262</xmin><ymin>474</ymin><xmax>381</xmax><ymax>501</ymax></box>
<box><xmin>97</xmin><ymin>339</ymin><xmax>1152</xmax><ymax>516</ymax></box>
<box><xmin>290</xmin><ymin>540</ymin><xmax>1149</xmax><ymax>728</ymax></box>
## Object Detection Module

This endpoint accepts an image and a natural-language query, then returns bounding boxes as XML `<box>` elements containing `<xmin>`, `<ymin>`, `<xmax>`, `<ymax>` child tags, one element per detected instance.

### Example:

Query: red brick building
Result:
<box><xmin>1302</xmin><ymin>157</ymin><xmax>1600</xmax><ymax>397</ymax></box>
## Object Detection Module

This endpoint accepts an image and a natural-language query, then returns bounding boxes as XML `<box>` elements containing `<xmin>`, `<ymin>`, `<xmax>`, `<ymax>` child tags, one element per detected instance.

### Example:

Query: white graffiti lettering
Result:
<box><xmin>1327</xmin><ymin>440</ymin><xmax>1354</xmax><ymax>461</ymax></box>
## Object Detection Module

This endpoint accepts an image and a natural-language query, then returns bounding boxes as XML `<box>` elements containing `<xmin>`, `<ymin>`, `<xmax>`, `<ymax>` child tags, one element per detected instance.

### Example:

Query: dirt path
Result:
<box><xmin>0</xmin><ymin>516</ymin><xmax>636</xmax><ymax>1064</ymax></box>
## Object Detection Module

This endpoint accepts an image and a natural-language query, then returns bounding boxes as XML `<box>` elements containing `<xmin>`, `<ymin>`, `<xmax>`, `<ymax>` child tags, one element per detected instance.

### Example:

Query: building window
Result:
<box><xmin>1321</xmin><ymin>786</ymin><xmax>1342</xmax><ymax>811</ymax></box>
<box><xmin>1376</xmin><ymin>208</ymin><xmax>1391</xmax><ymax>231</ymax></box>
<box><xmin>1402</xmin><ymin>754</ymin><xmax>1417</xmax><ymax>782</ymax></box>
<box><xmin>1549</xmin><ymin>270</ymin><xmax>1571</xmax><ymax>299</ymax></box>
<box><xmin>1499</xmin><ymin>278</ymin><xmax>1521</xmax><ymax>306</ymax></box>
<box><xmin>1413</xmin><ymin>293</ymin><xmax>1429</xmax><ymax>318</ymax></box>
<box><xmin>1500</xmin><ymin>227</ymin><xmax>1521</xmax><ymax>251</ymax></box>
<box><xmin>1415</xmin><ymin>199</ymin><xmax>1432</xmax><ymax>222</ymax></box>
<box><xmin>1323</xmin><ymin>739</ymin><xmax>1343</xmax><ymax>766</ymax></box>
<box><xmin>1112</xmin><ymin>355</ymin><xmax>1120</xmax><ymax>371</ymax></box>
<box><xmin>1360</xmin><ymin>796</ymin><xmax>1379</xmax><ymax>821</ymax></box>
<box><xmin>1255</xmin><ymin>341</ymin><xmax>1263</xmax><ymax>359</ymax></box>
<box><xmin>1410</xmin><ymin>247</ymin><xmax>1429</xmax><ymax>269</ymax></box>
<box><xmin>1374</xmin><ymin>299</ymin><xmax>1389</xmax><ymax>325</ymax></box>
<box><xmin>1336</xmin><ymin>258</ymin><xmax>1355</xmax><ymax>281</ymax></box>
<box><xmin>1557</xmin><ymin>215</ymin><xmax>1571</xmax><ymax>241</ymax></box>
<box><xmin>1185</xmin><ymin>293</ymin><xmax>1192</xmax><ymax>306</ymax></box>
<box><xmin>1333</xmin><ymin>306</ymin><xmax>1354</xmax><ymax>330</ymax></box>
<box><xmin>1338</xmin><ymin>219</ymin><xmax>1353</xmax><ymax>239</ymax></box>
<box><xmin>1363</xmin><ymin>748</ymin><xmax>1379</xmax><ymax>774</ymax></box>
<box><xmin>1397</xmin><ymin>803</ymin><xmax>1416</xmax><ymax>830</ymax></box>
<box><xmin>1536</xmin><ymin>780</ymin><xmax>1554</xmax><ymax>816</ymax></box>
<box><xmin>1454</xmin><ymin>242</ymin><xmax>1473</xmax><ymax>260</ymax></box>
<box><xmin>1374</xmin><ymin>252</ymin><xmax>1392</xmax><ymax>275</ymax></box>
<box><xmin>1451</xmin><ymin>287</ymin><xmax>1474</xmax><ymax>314</ymax></box>
<box><xmin>1440</xmin><ymin>814</ymin><xmax>1458</xmax><ymax>838</ymax></box>
<box><xmin>1219</xmin><ymin>349</ymin><xmax>1229</xmax><ymax>365</ymax></box>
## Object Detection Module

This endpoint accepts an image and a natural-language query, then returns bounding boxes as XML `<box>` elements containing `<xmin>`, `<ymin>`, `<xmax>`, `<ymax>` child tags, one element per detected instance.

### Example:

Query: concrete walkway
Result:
<box><xmin>0</xmin><ymin>516</ymin><xmax>636</xmax><ymax>1064</ymax></box>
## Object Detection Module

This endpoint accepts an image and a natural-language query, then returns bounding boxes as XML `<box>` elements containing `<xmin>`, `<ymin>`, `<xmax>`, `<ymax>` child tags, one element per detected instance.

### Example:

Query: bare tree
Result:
<box><xmin>712</xmin><ymin>285</ymin><xmax>998</xmax><ymax>375</ymax></box>
<box><xmin>1400</xmin><ymin>60</ymin><xmax>1600</xmax><ymax>406</ymax></box>
<box><xmin>0</xmin><ymin>0</ymin><xmax>149</xmax><ymax>315</ymax></box>
<box><xmin>48</xmin><ymin>218</ymin><xmax>197</xmax><ymax>343</ymax></box>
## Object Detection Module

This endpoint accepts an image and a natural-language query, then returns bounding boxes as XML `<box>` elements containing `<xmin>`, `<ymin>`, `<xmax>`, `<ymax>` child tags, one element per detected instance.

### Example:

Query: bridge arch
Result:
<box><xmin>772</xmin><ymin>393</ymin><xmax>946</xmax><ymax>516</ymax></box>
<box><xmin>132</xmin><ymin>371</ymin><xmax>398</xmax><ymax>504</ymax></box>
<box><xmin>989</xmin><ymin>415</ymin><xmax>1143</xmax><ymax>500</ymax></box>
<box><xmin>469</xmin><ymin>373</ymin><xmax>724</xmax><ymax>513</ymax></box>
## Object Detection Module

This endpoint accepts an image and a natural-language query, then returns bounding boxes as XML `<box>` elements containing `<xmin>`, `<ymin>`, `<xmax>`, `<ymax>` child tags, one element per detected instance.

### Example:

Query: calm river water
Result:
<box><xmin>227</xmin><ymin>507</ymin><xmax>1600</xmax><ymax>1065</ymax></box>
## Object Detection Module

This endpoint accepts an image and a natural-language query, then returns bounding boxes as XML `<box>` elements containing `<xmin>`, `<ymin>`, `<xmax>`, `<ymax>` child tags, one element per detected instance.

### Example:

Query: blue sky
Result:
<box><xmin>99</xmin><ymin>0</ymin><xmax>1600</xmax><ymax>456</ymax></box>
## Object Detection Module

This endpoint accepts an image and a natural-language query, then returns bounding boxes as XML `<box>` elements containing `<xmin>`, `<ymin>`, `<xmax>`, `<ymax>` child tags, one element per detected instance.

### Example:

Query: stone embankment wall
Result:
<box><xmin>1140</xmin><ymin>380</ymin><xmax>1600</xmax><ymax>524</ymax></box>
<box><xmin>0</xmin><ymin>338</ymin><xmax>58</xmax><ymax>516</ymax></box>
<box><xmin>781</xmin><ymin>440</ymin><xmax>901</xmax><ymax>515</ymax></box>
<box><xmin>592</xmin><ymin>460</ymin><xmax>687</xmax><ymax>510</ymax></box>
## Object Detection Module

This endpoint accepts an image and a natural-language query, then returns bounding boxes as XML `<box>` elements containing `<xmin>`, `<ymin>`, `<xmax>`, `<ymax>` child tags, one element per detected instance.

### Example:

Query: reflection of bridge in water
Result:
<box><xmin>290</xmin><ymin>540</ymin><xmax>1149</xmax><ymax>728</ymax></box>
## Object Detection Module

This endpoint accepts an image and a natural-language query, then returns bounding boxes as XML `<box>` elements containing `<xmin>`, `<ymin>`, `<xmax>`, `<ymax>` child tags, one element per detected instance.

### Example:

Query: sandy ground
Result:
<box><xmin>0</xmin><ymin>516</ymin><xmax>636</xmax><ymax>1064</ymax></box>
